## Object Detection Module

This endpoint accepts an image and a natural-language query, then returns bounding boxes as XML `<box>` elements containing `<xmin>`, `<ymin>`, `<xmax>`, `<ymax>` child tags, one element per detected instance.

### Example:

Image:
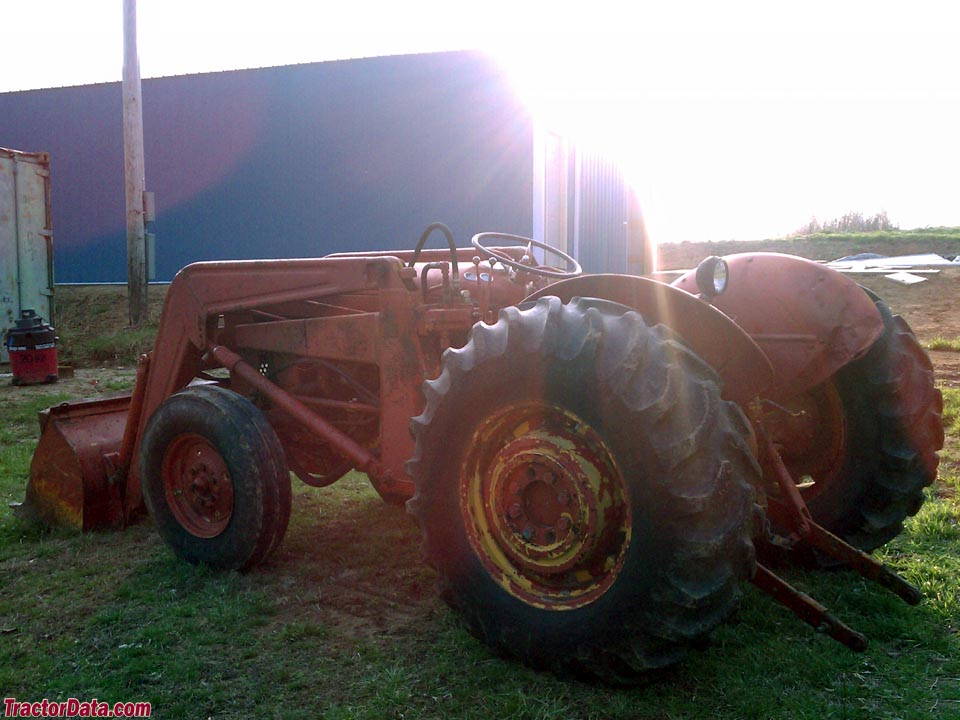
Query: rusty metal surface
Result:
<box><xmin>374</xmin><ymin>287</ymin><xmax>427</xmax><ymax>501</ymax></box>
<box><xmin>326</xmin><ymin>245</ymin><xmax>527</xmax><ymax>264</ymax></box>
<box><xmin>117</xmin><ymin>354</ymin><xmax>151</xmax><ymax>478</ymax></box>
<box><xmin>757</xmin><ymin>384</ymin><xmax>847</xmax><ymax>503</ymax></box>
<box><xmin>161</xmin><ymin>432</ymin><xmax>234</xmax><ymax>538</ymax></box>
<box><xmin>25</xmin><ymin>254</ymin><xmax>438</xmax><ymax>527</ymax></box>
<box><xmin>209</xmin><ymin>343</ymin><xmax>400</xmax><ymax>499</ymax></box>
<box><xmin>232</xmin><ymin>312</ymin><xmax>380</xmax><ymax>363</ymax></box>
<box><xmin>805</xmin><ymin>522</ymin><xmax>922</xmax><ymax>605</ymax></box>
<box><xmin>751</xmin><ymin>564</ymin><xmax>867</xmax><ymax>651</ymax></box>
<box><xmin>756</xmin><ymin>420</ymin><xmax>814</xmax><ymax>538</ymax></box>
<box><xmin>123</xmin><ymin>256</ymin><xmax>406</xmax><ymax>519</ymax></box>
<box><xmin>673</xmin><ymin>253</ymin><xmax>884</xmax><ymax>400</ymax></box>
<box><xmin>757</xmin><ymin>416</ymin><xmax>923</xmax><ymax>608</ymax></box>
<box><xmin>24</xmin><ymin>395</ymin><xmax>131</xmax><ymax>530</ymax></box>
<box><xmin>524</xmin><ymin>274</ymin><xmax>773</xmax><ymax>403</ymax></box>
<box><xmin>460</xmin><ymin>401</ymin><xmax>630</xmax><ymax>610</ymax></box>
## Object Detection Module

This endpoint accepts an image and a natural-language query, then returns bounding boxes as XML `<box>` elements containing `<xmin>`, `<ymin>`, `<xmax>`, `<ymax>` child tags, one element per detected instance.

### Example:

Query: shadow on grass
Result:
<box><xmin>3</xmin><ymin>476</ymin><xmax>957</xmax><ymax>720</ymax></box>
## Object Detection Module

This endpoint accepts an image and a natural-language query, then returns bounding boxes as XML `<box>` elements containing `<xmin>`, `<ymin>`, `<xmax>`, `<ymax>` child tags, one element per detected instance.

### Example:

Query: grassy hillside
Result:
<box><xmin>52</xmin><ymin>285</ymin><xmax>166</xmax><ymax>368</ymax></box>
<box><xmin>658</xmin><ymin>226</ymin><xmax>960</xmax><ymax>270</ymax></box>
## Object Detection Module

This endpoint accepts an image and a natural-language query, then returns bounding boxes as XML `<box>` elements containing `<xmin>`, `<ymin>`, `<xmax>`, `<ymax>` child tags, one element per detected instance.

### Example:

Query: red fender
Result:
<box><xmin>673</xmin><ymin>253</ymin><xmax>884</xmax><ymax>402</ymax></box>
<box><xmin>524</xmin><ymin>274</ymin><xmax>773</xmax><ymax>404</ymax></box>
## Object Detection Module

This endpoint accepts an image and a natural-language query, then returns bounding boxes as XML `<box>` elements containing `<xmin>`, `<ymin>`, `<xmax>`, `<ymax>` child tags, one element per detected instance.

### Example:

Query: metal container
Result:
<box><xmin>0</xmin><ymin>147</ymin><xmax>55</xmax><ymax>362</ymax></box>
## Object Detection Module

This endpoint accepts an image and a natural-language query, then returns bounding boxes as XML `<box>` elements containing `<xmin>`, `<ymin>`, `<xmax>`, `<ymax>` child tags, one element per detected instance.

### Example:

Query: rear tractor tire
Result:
<box><xmin>141</xmin><ymin>385</ymin><xmax>292</xmax><ymax>571</ymax></box>
<box><xmin>767</xmin><ymin>293</ymin><xmax>943</xmax><ymax>554</ymax></box>
<box><xmin>407</xmin><ymin>297</ymin><xmax>759</xmax><ymax>682</ymax></box>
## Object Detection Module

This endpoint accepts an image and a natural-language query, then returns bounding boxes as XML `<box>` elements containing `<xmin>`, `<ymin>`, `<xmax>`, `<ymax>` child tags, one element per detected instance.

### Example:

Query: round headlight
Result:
<box><xmin>695</xmin><ymin>256</ymin><xmax>729</xmax><ymax>298</ymax></box>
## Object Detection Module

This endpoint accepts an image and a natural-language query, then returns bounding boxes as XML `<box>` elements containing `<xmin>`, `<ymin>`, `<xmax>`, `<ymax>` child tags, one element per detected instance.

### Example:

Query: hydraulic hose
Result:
<box><xmin>409</xmin><ymin>222</ymin><xmax>460</xmax><ymax>293</ymax></box>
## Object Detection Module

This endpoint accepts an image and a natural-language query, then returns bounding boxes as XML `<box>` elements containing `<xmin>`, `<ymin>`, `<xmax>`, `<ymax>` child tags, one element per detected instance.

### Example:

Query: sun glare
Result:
<box><xmin>494</xmin><ymin>24</ymin><xmax>960</xmax><ymax>245</ymax></box>
<box><xmin>493</xmin><ymin>43</ymin><xmax>727</xmax><ymax>245</ymax></box>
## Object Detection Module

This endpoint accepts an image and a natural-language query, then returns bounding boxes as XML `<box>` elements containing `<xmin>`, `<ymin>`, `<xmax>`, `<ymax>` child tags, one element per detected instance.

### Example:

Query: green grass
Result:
<box><xmin>942</xmin><ymin>387</ymin><xmax>960</xmax><ymax>439</ymax></box>
<box><xmin>1</xmin><ymin>394</ymin><xmax>958</xmax><ymax>719</ymax></box>
<box><xmin>70</xmin><ymin>325</ymin><xmax>158</xmax><ymax>366</ymax></box>
<box><xmin>791</xmin><ymin>226</ymin><xmax>960</xmax><ymax>244</ymax></box>
<box><xmin>659</xmin><ymin>226</ymin><xmax>960</xmax><ymax>269</ymax></box>
<box><xmin>52</xmin><ymin>285</ymin><xmax>165</xmax><ymax>367</ymax></box>
<box><xmin>926</xmin><ymin>336</ymin><xmax>960</xmax><ymax>352</ymax></box>
<box><xmin>88</xmin><ymin>326</ymin><xmax>157</xmax><ymax>361</ymax></box>
<box><xmin>0</xmin><ymin>393</ymin><xmax>73</xmax><ymax>520</ymax></box>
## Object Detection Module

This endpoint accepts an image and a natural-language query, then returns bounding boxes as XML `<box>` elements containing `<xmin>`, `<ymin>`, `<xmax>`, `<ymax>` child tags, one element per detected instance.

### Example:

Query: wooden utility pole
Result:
<box><xmin>122</xmin><ymin>0</ymin><xmax>148</xmax><ymax>326</ymax></box>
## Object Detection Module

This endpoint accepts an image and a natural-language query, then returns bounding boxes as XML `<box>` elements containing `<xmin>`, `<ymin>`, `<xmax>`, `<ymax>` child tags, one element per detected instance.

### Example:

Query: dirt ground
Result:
<box><xmin>0</xmin><ymin>367</ymin><xmax>139</xmax><ymax>402</ymax></box>
<box><xmin>852</xmin><ymin>268</ymin><xmax>960</xmax><ymax>386</ymax></box>
<box><xmin>850</xmin><ymin>269</ymin><xmax>958</xmax><ymax>343</ymax></box>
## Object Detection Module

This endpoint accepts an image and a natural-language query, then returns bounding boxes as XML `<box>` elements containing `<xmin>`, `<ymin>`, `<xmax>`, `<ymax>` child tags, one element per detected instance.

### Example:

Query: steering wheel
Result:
<box><xmin>471</xmin><ymin>233</ymin><xmax>582</xmax><ymax>279</ymax></box>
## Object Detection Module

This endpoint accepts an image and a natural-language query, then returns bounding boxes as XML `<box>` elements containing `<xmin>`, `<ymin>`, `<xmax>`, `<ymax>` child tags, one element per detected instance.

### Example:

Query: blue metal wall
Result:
<box><xmin>573</xmin><ymin>151</ymin><xmax>630</xmax><ymax>274</ymax></box>
<box><xmin>0</xmin><ymin>52</ymin><xmax>534</xmax><ymax>282</ymax></box>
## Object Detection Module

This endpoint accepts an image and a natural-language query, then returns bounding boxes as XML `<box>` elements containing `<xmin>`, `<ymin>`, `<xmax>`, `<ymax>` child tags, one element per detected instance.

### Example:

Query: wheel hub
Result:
<box><xmin>163</xmin><ymin>434</ymin><xmax>234</xmax><ymax>538</ymax></box>
<box><xmin>490</xmin><ymin>439</ymin><xmax>601</xmax><ymax>577</ymax></box>
<box><xmin>764</xmin><ymin>382</ymin><xmax>846</xmax><ymax>499</ymax></box>
<box><xmin>463</xmin><ymin>403</ymin><xmax>630</xmax><ymax>610</ymax></box>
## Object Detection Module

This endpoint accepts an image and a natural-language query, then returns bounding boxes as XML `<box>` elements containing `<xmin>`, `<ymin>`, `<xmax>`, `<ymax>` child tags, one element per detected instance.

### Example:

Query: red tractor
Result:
<box><xmin>23</xmin><ymin>223</ymin><xmax>942</xmax><ymax>682</ymax></box>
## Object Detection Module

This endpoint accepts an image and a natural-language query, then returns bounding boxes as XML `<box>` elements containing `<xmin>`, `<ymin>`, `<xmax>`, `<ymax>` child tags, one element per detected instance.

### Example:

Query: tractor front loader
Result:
<box><xmin>20</xmin><ymin>224</ymin><xmax>942</xmax><ymax>682</ymax></box>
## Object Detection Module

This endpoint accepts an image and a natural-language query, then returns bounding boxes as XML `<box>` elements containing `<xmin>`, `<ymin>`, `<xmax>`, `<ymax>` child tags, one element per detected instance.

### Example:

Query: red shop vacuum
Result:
<box><xmin>5</xmin><ymin>309</ymin><xmax>58</xmax><ymax>385</ymax></box>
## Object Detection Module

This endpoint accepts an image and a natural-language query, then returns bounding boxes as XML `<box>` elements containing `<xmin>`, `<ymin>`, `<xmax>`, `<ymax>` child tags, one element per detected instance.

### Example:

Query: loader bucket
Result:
<box><xmin>19</xmin><ymin>395</ymin><xmax>132</xmax><ymax>530</ymax></box>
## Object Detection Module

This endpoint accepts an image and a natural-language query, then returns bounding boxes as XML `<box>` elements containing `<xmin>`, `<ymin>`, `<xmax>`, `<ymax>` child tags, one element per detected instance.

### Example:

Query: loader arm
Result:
<box><xmin>123</xmin><ymin>256</ymin><xmax>420</xmax><ymax>521</ymax></box>
<box><xmin>25</xmin><ymin>255</ymin><xmax>418</xmax><ymax>529</ymax></box>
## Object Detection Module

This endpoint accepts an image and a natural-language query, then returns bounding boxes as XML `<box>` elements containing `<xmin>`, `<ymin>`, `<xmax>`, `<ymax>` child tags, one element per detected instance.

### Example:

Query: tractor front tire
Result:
<box><xmin>141</xmin><ymin>385</ymin><xmax>292</xmax><ymax>571</ymax></box>
<box><xmin>407</xmin><ymin>297</ymin><xmax>759</xmax><ymax>682</ymax></box>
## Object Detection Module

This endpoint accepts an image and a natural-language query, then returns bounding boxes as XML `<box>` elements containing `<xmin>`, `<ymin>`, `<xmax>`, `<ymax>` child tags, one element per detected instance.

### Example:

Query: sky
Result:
<box><xmin>1</xmin><ymin>0</ymin><xmax>959</xmax><ymax>244</ymax></box>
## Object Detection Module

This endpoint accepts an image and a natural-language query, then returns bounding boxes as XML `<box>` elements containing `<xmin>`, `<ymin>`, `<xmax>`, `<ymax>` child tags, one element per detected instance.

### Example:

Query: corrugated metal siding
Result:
<box><xmin>573</xmin><ymin>150</ymin><xmax>629</xmax><ymax>274</ymax></box>
<box><xmin>533</xmin><ymin>132</ymin><xmax>648</xmax><ymax>276</ymax></box>
<box><xmin>0</xmin><ymin>52</ymin><xmax>534</xmax><ymax>282</ymax></box>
